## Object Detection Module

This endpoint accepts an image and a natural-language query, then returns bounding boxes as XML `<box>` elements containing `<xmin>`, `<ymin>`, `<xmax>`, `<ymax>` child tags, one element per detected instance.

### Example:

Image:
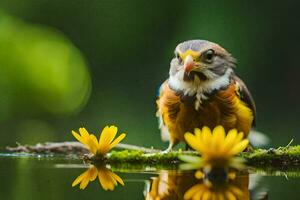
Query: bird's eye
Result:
<box><xmin>175</xmin><ymin>52</ymin><xmax>182</xmax><ymax>62</ymax></box>
<box><xmin>202</xmin><ymin>49</ymin><xmax>215</xmax><ymax>63</ymax></box>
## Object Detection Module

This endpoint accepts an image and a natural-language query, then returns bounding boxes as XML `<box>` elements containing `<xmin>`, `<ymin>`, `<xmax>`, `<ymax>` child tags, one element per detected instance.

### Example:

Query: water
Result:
<box><xmin>0</xmin><ymin>154</ymin><xmax>299</xmax><ymax>200</ymax></box>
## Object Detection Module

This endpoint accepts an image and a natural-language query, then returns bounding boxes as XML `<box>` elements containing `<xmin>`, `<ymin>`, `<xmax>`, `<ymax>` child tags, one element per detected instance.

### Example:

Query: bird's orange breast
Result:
<box><xmin>157</xmin><ymin>82</ymin><xmax>254</xmax><ymax>142</ymax></box>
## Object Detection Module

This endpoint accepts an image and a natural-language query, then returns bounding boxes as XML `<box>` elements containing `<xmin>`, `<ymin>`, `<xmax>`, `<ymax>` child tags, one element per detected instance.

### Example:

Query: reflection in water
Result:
<box><xmin>71</xmin><ymin>125</ymin><xmax>126</xmax><ymax>191</ymax></box>
<box><xmin>184</xmin><ymin>170</ymin><xmax>249</xmax><ymax>200</ymax></box>
<box><xmin>145</xmin><ymin>170</ymin><xmax>198</xmax><ymax>200</ymax></box>
<box><xmin>72</xmin><ymin>163</ymin><xmax>124</xmax><ymax>191</ymax></box>
<box><xmin>145</xmin><ymin>169</ymin><xmax>268</xmax><ymax>200</ymax></box>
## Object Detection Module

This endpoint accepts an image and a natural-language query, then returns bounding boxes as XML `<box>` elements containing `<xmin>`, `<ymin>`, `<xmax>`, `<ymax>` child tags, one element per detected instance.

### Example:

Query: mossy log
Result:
<box><xmin>6</xmin><ymin>142</ymin><xmax>300</xmax><ymax>170</ymax></box>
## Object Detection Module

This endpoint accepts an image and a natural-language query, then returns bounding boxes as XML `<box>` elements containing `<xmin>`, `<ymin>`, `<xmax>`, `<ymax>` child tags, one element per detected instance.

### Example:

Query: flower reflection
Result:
<box><xmin>72</xmin><ymin>164</ymin><xmax>124</xmax><ymax>190</ymax></box>
<box><xmin>145</xmin><ymin>170</ymin><xmax>250</xmax><ymax>200</ymax></box>
<box><xmin>184</xmin><ymin>170</ymin><xmax>249</xmax><ymax>200</ymax></box>
<box><xmin>145</xmin><ymin>170</ymin><xmax>198</xmax><ymax>200</ymax></box>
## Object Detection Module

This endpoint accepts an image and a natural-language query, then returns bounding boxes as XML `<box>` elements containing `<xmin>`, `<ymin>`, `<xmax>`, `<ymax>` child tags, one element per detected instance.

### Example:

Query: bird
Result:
<box><xmin>156</xmin><ymin>39</ymin><xmax>256</xmax><ymax>152</ymax></box>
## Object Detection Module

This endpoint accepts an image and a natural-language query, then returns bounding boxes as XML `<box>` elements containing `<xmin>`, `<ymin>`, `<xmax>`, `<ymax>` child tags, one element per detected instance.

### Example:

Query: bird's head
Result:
<box><xmin>169</xmin><ymin>40</ymin><xmax>236</xmax><ymax>95</ymax></box>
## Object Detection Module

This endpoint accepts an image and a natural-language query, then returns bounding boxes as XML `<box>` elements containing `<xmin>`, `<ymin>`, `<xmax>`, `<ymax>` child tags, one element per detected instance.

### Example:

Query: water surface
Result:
<box><xmin>0</xmin><ymin>154</ymin><xmax>299</xmax><ymax>200</ymax></box>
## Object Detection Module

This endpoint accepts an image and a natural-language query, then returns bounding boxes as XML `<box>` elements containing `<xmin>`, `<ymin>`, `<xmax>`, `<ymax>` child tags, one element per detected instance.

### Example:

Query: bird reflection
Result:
<box><xmin>145</xmin><ymin>170</ymin><xmax>198</xmax><ymax>200</ymax></box>
<box><xmin>145</xmin><ymin>169</ymin><xmax>267</xmax><ymax>200</ymax></box>
<box><xmin>72</xmin><ymin>163</ymin><xmax>124</xmax><ymax>190</ymax></box>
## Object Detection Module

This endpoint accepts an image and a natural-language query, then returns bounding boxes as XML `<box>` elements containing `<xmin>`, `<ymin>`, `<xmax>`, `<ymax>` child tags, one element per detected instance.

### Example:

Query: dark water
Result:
<box><xmin>0</xmin><ymin>154</ymin><xmax>299</xmax><ymax>200</ymax></box>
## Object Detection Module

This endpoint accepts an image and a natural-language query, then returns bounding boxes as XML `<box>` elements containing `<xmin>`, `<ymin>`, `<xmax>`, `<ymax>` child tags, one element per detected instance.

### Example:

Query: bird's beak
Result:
<box><xmin>184</xmin><ymin>55</ymin><xmax>195</xmax><ymax>73</ymax></box>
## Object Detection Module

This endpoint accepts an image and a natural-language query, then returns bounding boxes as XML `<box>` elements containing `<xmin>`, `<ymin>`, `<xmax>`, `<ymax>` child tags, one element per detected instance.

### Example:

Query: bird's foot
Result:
<box><xmin>160</xmin><ymin>143</ymin><xmax>174</xmax><ymax>154</ymax></box>
<box><xmin>160</xmin><ymin>149</ymin><xmax>172</xmax><ymax>155</ymax></box>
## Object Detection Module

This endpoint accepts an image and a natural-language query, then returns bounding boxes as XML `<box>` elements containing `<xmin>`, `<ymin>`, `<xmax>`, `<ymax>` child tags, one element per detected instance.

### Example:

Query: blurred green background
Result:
<box><xmin>0</xmin><ymin>0</ymin><xmax>299</xmax><ymax>149</ymax></box>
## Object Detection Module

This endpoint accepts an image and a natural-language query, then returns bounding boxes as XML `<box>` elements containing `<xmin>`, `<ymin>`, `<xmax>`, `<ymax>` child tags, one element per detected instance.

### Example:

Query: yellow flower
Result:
<box><xmin>184</xmin><ymin>125</ymin><xmax>249</xmax><ymax>168</ymax></box>
<box><xmin>184</xmin><ymin>180</ymin><xmax>245</xmax><ymax>200</ymax></box>
<box><xmin>72</xmin><ymin>164</ymin><xmax>124</xmax><ymax>190</ymax></box>
<box><xmin>184</xmin><ymin>171</ymin><xmax>248</xmax><ymax>200</ymax></box>
<box><xmin>72</xmin><ymin>125</ymin><xmax>126</xmax><ymax>156</ymax></box>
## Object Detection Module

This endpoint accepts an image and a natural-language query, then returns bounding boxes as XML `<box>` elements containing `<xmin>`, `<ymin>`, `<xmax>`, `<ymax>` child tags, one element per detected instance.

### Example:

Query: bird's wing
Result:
<box><xmin>233</xmin><ymin>75</ymin><xmax>256</xmax><ymax>126</ymax></box>
<box><xmin>156</xmin><ymin>80</ymin><xmax>170</xmax><ymax>141</ymax></box>
<box><xmin>156</xmin><ymin>80</ymin><xmax>181</xmax><ymax>141</ymax></box>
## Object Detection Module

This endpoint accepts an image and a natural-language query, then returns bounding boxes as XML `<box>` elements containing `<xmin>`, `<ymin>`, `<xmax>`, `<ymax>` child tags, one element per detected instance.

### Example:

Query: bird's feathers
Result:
<box><xmin>233</xmin><ymin>75</ymin><xmax>256</xmax><ymax>125</ymax></box>
<box><xmin>156</xmin><ymin>78</ymin><xmax>255</xmax><ymax>142</ymax></box>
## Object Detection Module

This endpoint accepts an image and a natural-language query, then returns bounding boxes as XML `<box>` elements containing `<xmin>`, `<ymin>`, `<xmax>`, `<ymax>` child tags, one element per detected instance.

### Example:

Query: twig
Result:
<box><xmin>6</xmin><ymin>142</ymin><xmax>159</xmax><ymax>154</ymax></box>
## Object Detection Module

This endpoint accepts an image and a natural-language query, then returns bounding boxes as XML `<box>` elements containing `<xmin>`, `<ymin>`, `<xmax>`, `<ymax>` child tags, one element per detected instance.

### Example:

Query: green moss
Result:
<box><xmin>242</xmin><ymin>146</ymin><xmax>300</xmax><ymax>169</ymax></box>
<box><xmin>88</xmin><ymin>146</ymin><xmax>300</xmax><ymax>171</ymax></box>
<box><xmin>7</xmin><ymin>142</ymin><xmax>300</xmax><ymax>171</ymax></box>
<box><xmin>108</xmin><ymin>150</ymin><xmax>195</xmax><ymax>164</ymax></box>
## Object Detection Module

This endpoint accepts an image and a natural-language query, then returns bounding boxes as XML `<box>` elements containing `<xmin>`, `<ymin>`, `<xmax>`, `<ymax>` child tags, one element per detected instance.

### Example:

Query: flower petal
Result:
<box><xmin>225</xmin><ymin>190</ymin><xmax>237</xmax><ymax>200</ymax></box>
<box><xmin>100</xmin><ymin>126</ymin><xmax>118</xmax><ymax>145</ymax></box>
<box><xmin>233</xmin><ymin>132</ymin><xmax>244</xmax><ymax>145</ymax></box>
<box><xmin>109</xmin><ymin>133</ymin><xmax>126</xmax><ymax>150</ymax></box>
<box><xmin>107</xmin><ymin>126</ymin><xmax>118</xmax><ymax>144</ymax></box>
<box><xmin>202</xmin><ymin>190</ymin><xmax>212</xmax><ymax>200</ymax></box>
<box><xmin>99</xmin><ymin>126</ymin><xmax>118</xmax><ymax>154</ymax></box>
<box><xmin>98</xmin><ymin>168</ymin><xmax>116</xmax><ymax>191</ymax></box>
<box><xmin>89</xmin><ymin>167</ymin><xmax>98</xmax><ymax>181</ymax></box>
<box><xmin>183</xmin><ymin>184</ymin><xmax>202</xmax><ymax>200</ymax></box>
<box><xmin>228</xmin><ymin>139</ymin><xmax>249</xmax><ymax>156</ymax></box>
<box><xmin>72</xmin><ymin>170</ymin><xmax>87</xmax><ymax>187</ymax></box>
<box><xmin>180</xmin><ymin>163</ymin><xmax>203</xmax><ymax>170</ymax></box>
<box><xmin>212</xmin><ymin>125</ymin><xmax>225</xmax><ymax>150</ymax></box>
<box><xmin>217</xmin><ymin>193</ymin><xmax>226</xmax><ymax>200</ymax></box>
<box><xmin>87</xmin><ymin>134</ymin><xmax>99</xmax><ymax>155</ymax></box>
<box><xmin>194</xmin><ymin>128</ymin><xmax>202</xmax><ymax>139</ymax></box>
<box><xmin>184</xmin><ymin>132</ymin><xmax>205</xmax><ymax>153</ymax></box>
<box><xmin>193</xmin><ymin>191</ymin><xmax>203</xmax><ymax>200</ymax></box>
<box><xmin>79</xmin><ymin>176</ymin><xmax>90</xmax><ymax>189</ymax></box>
<box><xmin>72</xmin><ymin>131</ymin><xmax>86</xmax><ymax>146</ymax></box>
<box><xmin>106</xmin><ymin>170</ymin><xmax>118</xmax><ymax>186</ymax></box>
<box><xmin>201</xmin><ymin>126</ymin><xmax>212</xmax><ymax>146</ymax></box>
<box><xmin>220</xmin><ymin>129</ymin><xmax>238</xmax><ymax>156</ymax></box>
<box><xmin>229</xmin><ymin>185</ymin><xmax>243</xmax><ymax>197</ymax></box>
<box><xmin>79</xmin><ymin>128</ymin><xmax>90</xmax><ymax>142</ymax></box>
<box><xmin>179</xmin><ymin>155</ymin><xmax>202</xmax><ymax>164</ymax></box>
<box><xmin>110</xmin><ymin>171</ymin><xmax>124</xmax><ymax>186</ymax></box>
<box><xmin>72</xmin><ymin>166</ymin><xmax>100</xmax><ymax>190</ymax></box>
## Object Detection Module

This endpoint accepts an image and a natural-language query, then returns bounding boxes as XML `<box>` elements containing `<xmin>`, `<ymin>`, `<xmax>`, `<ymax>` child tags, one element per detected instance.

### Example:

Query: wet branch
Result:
<box><xmin>6</xmin><ymin>141</ymin><xmax>159</xmax><ymax>154</ymax></box>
